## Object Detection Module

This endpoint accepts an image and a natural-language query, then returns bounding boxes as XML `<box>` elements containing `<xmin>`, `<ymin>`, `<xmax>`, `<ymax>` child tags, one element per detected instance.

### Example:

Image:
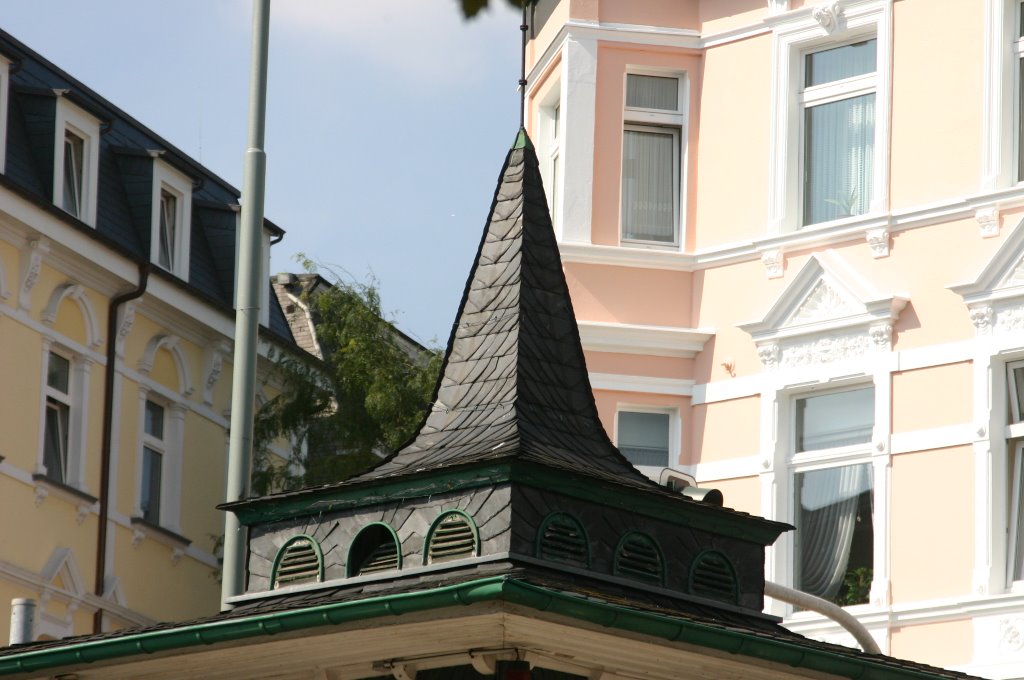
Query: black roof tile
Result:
<box><xmin>349</xmin><ymin>132</ymin><xmax>653</xmax><ymax>490</ymax></box>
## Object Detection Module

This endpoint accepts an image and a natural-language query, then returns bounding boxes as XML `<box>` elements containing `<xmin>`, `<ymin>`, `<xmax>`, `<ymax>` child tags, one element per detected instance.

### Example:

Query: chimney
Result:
<box><xmin>9</xmin><ymin>598</ymin><xmax>35</xmax><ymax>645</ymax></box>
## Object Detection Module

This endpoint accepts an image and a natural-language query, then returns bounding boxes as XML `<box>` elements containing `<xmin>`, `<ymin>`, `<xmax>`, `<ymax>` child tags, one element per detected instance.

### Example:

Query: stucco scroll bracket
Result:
<box><xmin>866</xmin><ymin>227</ymin><xmax>889</xmax><ymax>258</ymax></box>
<box><xmin>812</xmin><ymin>1</ymin><xmax>843</xmax><ymax>33</ymax></box>
<box><xmin>761</xmin><ymin>249</ymin><xmax>784</xmax><ymax>279</ymax></box>
<box><xmin>131</xmin><ymin>529</ymin><xmax>146</xmax><ymax>549</ymax></box>
<box><xmin>202</xmin><ymin>341</ymin><xmax>232</xmax><ymax>407</ymax></box>
<box><xmin>115</xmin><ymin>303</ymin><xmax>136</xmax><ymax>357</ymax></box>
<box><xmin>19</xmin><ymin>237</ymin><xmax>50</xmax><ymax>311</ymax></box>
<box><xmin>976</xmin><ymin>207</ymin><xmax>1000</xmax><ymax>238</ymax></box>
<box><xmin>969</xmin><ymin>305</ymin><xmax>994</xmax><ymax>336</ymax></box>
<box><xmin>757</xmin><ymin>343</ymin><xmax>781</xmax><ymax>369</ymax></box>
<box><xmin>869</xmin><ymin>323</ymin><xmax>892</xmax><ymax>350</ymax></box>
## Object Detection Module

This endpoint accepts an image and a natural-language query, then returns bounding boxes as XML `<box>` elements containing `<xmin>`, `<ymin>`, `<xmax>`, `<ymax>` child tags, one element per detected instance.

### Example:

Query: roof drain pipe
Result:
<box><xmin>222</xmin><ymin>0</ymin><xmax>271</xmax><ymax>611</ymax></box>
<box><xmin>764</xmin><ymin>581</ymin><xmax>881</xmax><ymax>655</ymax></box>
<box><xmin>94</xmin><ymin>262</ymin><xmax>150</xmax><ymax>634</ymax></box>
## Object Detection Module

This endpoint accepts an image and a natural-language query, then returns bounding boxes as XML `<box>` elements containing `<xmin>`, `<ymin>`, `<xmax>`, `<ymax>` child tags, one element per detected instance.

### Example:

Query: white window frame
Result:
<box><xmin>538</xmin><ymin>90</ymin><xmax>562</xmax><ymax>232</ymax></box>
<box><xmin>613</xmin><ymin>403</ymin><xmax>680</xmax><ymax>481</ymax></box>
<box><xmin>765</xmin><ymin>377</ymin><xmax>890</xmax><ymax>618</ymax></box>
<box><xmin>36</xmin><ymin>342</ymin><xmax>90</xmax><ymax>492</ymax></box>
<box><xmin>140</xmin><ymin>399</ymin><xmax>167</xmax><ymax>526</ymax></box>
<box><xmin>1004</xmin><ymin>360</ymin><xmax>1024</xmax><ymax>588</ymax></box>
<box><xmin>0</xmin><ymin>55</ymin><xmax>9</xmax><ymax>175</ymax></box>
<box><xmin>982</xmin><ymin>0</ymin><xmax>1023</xmax><ymax>189</ymax></box>
<box><xmin>619</xmin><ymin>69</ymin><xmax>687</xmax><ymax>250</ymax></box>
<box><xmin>150</xmin><ymin>159</ymin><xmax>193</xmax><ymax>279</ymax></box>
<box><xmin>52</xmin><ymin>98</ymin><xmax>100</xmax><ymax>227</ymax></box>
<box><xmin>767</xmin><ymin>0</ymin><xmax>892</xmax><ymax>234</ymax></box>
<box><xmin>134</xmin><ymin>388</ymin><xmax>185</xmax><ymax>534</ymax></box>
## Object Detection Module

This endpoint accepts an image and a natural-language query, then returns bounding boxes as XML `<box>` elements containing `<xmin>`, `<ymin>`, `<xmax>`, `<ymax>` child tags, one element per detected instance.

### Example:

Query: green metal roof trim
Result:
<box><xmin>223</xmin><ymin>460</ymin><xmax>790</xmax><ymax>546</ymax></box>
<box><xmin>0</xmin><ymin>576</ymin><xmax>974</xmax><ymax>680</ymax></box>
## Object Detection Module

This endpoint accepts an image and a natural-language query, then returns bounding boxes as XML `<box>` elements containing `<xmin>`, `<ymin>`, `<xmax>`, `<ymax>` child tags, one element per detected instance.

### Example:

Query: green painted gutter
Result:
<box><xmin>0</xmin><ymin>576</ymin><xmax>961</xmax><ymax>680</ymax></box>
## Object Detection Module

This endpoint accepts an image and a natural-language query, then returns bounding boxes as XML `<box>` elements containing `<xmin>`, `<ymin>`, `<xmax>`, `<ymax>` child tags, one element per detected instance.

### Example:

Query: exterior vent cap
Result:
<box><xmin>348</xmin><ymin>524</ymin><xmax>401</xmax><ymax>577</ymax></box>
<box><xmin>689</xmin><ymin>550</ymin><xmax>739</xmax><ymax>603</ymax></box>
<box><xmin>272</xmin><ymin>536</ymin><xmax>323</xmax><ymax>588</ymax></box>
<box><xmin>614</xmin><ymin>532</ymin><xmax>664</xmax><ymax>585</ymax></box>
<box><xmin>426</xmin><ymin>511</ymin><xmax>478</xmax><ymax>564</ymax></box>
<box><xmin>537</xmin><ymin>513</ymin><xmax>589</xmax><ymax>567</ymax></box>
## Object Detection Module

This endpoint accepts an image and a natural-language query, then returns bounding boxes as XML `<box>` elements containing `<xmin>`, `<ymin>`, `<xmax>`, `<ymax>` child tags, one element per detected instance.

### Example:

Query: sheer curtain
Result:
<box><xmin>802</xmin><ymin>38</ymin><xmax>877</xmax><ymax>226</ymax></box>
<box><xmin>804</xmin><ymin>94</ymin><xmax>875</xmax><ymax>225</ymax></box>
<box><xmin>796</xmin><ymin>464</ymin><xmax>872</xmax><ymax>601</ymax></box>
<box><xmin>621</xmin><ymin>129</ymin><xmax>676</xmax><ymax>242</ymax></box>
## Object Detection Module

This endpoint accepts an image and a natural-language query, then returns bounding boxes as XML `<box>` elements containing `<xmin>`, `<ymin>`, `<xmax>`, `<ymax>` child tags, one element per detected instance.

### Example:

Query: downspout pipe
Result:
<box><xmin>222</xmin><ymin>0</ymin><xmax>271</xmax><ymax>610</ymax></box>
<box><xmin>94</xmin><ymin>263</ymin><xmax>149</xmax><ymax>634</ymax></box>
<box><xmin>764</xmin><ymin>581</ymin><xmax>881</xmax><ymax>655</ymax></box>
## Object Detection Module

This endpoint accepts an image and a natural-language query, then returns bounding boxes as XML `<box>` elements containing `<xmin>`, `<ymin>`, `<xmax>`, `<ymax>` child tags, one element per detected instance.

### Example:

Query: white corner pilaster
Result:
<box><xmin>559</xmin><ymin>34</ymin><xmax>598</xmax><ymax>245</ymax></box>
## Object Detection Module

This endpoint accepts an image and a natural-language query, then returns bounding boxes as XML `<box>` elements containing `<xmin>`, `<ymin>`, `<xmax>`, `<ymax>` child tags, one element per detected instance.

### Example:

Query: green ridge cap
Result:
<box><xmin>513</xmin><ymin>127</ymin><xmax>533</xmax><ymax>150</ymax></box>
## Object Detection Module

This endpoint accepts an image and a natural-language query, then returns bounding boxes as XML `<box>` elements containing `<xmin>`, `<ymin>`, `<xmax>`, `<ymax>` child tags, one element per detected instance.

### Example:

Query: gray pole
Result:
<box><xmin>221</xmin><ymin>0</ymin><xmax>271</xmax><ymax>611</ymax></box>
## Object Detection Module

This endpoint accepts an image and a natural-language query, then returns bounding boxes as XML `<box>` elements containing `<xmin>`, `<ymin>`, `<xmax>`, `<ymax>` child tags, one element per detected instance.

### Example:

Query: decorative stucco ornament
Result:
<box><xmin>812</xmin><ymin>1</ymin><xmax>842</xmax><ymax>33</ymax></box>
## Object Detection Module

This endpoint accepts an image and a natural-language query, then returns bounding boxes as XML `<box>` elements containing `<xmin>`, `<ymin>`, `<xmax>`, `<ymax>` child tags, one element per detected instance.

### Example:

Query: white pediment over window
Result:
<box><xmin>740</xmin><ymin>251</ymin><xmax>908</xmax><ymax>369</ymax></box>
<box><xmin>950</xmin><ymin>217</ymin><xmax>1024</xmax><ymax>335</ymax></box>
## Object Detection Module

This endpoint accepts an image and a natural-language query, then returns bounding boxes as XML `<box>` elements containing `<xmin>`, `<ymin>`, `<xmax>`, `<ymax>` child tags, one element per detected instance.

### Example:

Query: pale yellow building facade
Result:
<box><xmin>0</xmin><ymin>30</ymin><xmax>294</xmax><ymax>641</ymax></box>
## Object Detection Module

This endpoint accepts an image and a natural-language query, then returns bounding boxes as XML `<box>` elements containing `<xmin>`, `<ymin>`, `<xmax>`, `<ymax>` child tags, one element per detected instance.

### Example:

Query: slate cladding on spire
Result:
<box><xmin>353</xmin><ymin>131</ymin><xmax>650</xmax><ymax>487</ymax></box>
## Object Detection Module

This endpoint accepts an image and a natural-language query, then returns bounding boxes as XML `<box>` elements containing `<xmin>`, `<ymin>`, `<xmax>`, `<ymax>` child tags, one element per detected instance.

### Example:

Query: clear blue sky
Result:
<box><xmin>1</xmin><ymin>0</ymin><xmax>523</xmax><ymax>346</ymax></box>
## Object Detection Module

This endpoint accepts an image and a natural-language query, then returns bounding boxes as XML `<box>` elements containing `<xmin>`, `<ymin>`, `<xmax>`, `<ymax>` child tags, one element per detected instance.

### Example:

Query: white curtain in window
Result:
<box><xmin>622</xmin><ymin>129</ymin><xmax>675</xmax><ymax>242</ymax></box>
<box><xmin>1011</xmin><ymin>445</ymin><xmax>1024</xmax><ymax>581</ymax></box>
<box><xmin>804</xmin><ymin>93</ymin><xmax>875</xmax><ymax>226</ymax></box>
<box><xmin>626</xmin><ymin>74</ymin><xmax>678</xmax><ymax>111</ymax></box>
<box><xmin>796</xmin><ymin>464</ymin><xmax>871</xmax><ymax>601</ymax></box>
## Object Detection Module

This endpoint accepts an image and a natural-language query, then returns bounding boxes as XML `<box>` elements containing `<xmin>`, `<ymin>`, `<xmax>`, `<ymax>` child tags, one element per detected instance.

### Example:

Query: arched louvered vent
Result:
<box><xmin>689</xmin><ymin>550</ymin><xmax>739</xmax><ymax>604</ymax></box>
<box><xmin>348</xmin><ymin>524</ymin><xmax>401</xmax><ymax>577</ymax></box>
<box><xmin>537</xmin><ymin>513</ymin><xmax>589</xmax><ymax>567</ymax></box>
<box><xmin>272</xmin><ymin>536</ymin><xmax>323</xmax><ymax>589</ymax></box>
<box><xmin>614</xmin><ymin>532</ymin><xmax>664</xmax><ymax>585</ymax></box>
<box><xmin>426</xmin><ymin>511</ymin><xmax>478</xmax><ymax>564</ymax></box>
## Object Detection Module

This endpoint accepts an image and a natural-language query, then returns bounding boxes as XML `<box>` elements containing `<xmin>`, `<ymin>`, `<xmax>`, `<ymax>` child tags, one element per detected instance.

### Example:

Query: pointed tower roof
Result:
<box><xmin>350</xmin><ymin>131</ymin><xmax>650</xmax><ymax>488</ymax></box>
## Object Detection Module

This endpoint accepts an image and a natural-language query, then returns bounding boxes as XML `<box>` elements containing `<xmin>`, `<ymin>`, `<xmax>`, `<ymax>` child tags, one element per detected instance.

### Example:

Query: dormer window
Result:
<box><xmin>62</xmin><ymin>130</ymin><xmax>85</xmax><ymax>217</ymax></box>
<box><xmin>150</xmin><ymin>160</ymin><xmax>192</xmax><ymax>278</ymax></box>
<box><xmin>158</xmin><ymin>189</ymin><xmax>177</xmax><ymax>271</ymax></box>
<box><xmin>0</xmin><ymin>56</ymin><xmax>9</xmax><ymax>175</ymax></box>
<box><xmin>53</xmin><ymin>99</ymin><xmax>100</xmax><ymax>226</ymax></box>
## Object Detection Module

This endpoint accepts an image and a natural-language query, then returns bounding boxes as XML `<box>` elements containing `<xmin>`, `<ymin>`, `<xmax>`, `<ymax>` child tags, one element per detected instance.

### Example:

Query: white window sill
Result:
<box><xmin>130</xmin><ymin>516</ymin><xmax>191</xmax><ymax>554</ymax></box>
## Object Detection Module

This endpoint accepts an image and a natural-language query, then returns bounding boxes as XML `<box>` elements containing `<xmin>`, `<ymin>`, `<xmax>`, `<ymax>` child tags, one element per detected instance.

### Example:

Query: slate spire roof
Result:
<box><xmin>354</xmin><ymin>130</ymin><xmax>651</xmax><ymax>487</ymax></box>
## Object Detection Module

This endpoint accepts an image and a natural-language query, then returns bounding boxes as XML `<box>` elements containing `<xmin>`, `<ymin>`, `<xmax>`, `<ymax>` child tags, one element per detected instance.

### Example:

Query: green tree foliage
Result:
<box><xmin>457</xmin><ymin>0</ymin><xmax>534</xmax><ymax>19</ymax></box>
<box><xmin>253</xmin><ymin>269</ymin><xmax>442</xmax><ymax>495</ymax></box>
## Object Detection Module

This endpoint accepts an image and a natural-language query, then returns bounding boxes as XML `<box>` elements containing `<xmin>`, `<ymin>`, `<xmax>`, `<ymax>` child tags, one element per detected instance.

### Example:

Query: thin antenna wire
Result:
<box><xmin>519</xmin><ymin>1</ymin><xmax>528</xmax><ymax>128</ymax></box>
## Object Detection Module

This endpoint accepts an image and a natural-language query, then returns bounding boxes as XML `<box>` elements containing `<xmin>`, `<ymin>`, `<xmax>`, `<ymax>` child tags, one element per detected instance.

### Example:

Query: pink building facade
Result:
<box><xmin>525</xmin><ymin>0</ymin><xmax>1024</xmax><ymax>676</ymax></box>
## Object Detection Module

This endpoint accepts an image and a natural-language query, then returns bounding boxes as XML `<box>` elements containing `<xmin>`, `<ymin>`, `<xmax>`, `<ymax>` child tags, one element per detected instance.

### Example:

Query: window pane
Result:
<box><xmin>43</xmin><ymin>398</ymin><xmax>69</xmax><ymax>484</ymax></box>
<box><xmin>626</xmin><ymin>74</ymin><xmax>679</xmax><ymax>111</ymax></box>
<box><xmin>142</xmin><ymin>446</ymin><xmax>163</xmax><ymax>524</ymax></box>
<box><xmin>1012</xmin><ymin>366</ymin><xmax>1024</xmax><ymax>424</ymax></box>
<box><xmin>621</xmin><ymin>128</ymin><xmax>677</xmax><ymax>242</ymax></box>
<box><xmin>796</xmin><ymin>387</ymin><xmax>874</xmax><ymax>452</ymax></box>
<box><xmin>62</xmin><ymin>131</ymin><xmax>84</xmax><ymax>217</ymax></box>
<box><xmin>47</xmin><ymin>353</ymin><xmax>70</xmax><ymax>393</ymax></box>
<box><xmin>795</xmin><ymin>463</ymin><xmax>873</xmax><ymax>604</ymax></box>
<box><xmin>805</xmin><ymin>39</ymin><xmax>877</xmax><ymax>87</ymax></box>
<box><xmin>145</xmin><ymin>400</ymin><xmax>165</xmax><ymax>440</ymax></box>
<box><xmin>159</xmin><ymin>189</ymin><xmax>177</xmax><ymax>270</ymax></box>
<box><xmin>618</xmin><ymin>411</ymin><xmax>670</xmax><ymax>467</ymax></box>
<box><xmin>804</xmin><ymin>93</ymin><xmax>874</xmax><ymax>226</ymax></box>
